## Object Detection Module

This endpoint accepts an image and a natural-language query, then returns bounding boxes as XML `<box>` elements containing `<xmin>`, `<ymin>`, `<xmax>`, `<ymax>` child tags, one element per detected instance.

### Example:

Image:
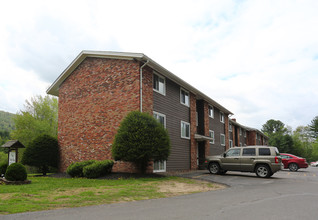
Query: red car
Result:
<box><xmin>280</xmin><ymin>153</ymin><xmax>308</xmax><ymax>172</ymax></box>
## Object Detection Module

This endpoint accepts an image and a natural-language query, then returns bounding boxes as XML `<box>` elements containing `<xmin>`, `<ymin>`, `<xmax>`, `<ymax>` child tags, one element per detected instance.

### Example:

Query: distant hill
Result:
<box><xmin>0</xmin><ymin>110</ymin><xmax>15</xmax><ymax>131</ymax></box>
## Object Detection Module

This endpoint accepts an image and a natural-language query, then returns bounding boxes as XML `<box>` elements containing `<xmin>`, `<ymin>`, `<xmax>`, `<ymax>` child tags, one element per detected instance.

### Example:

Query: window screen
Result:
<box><xmin>259</xmin><ymin>148</ymin><xmax>271</xmax><ymax>156</ymax></box>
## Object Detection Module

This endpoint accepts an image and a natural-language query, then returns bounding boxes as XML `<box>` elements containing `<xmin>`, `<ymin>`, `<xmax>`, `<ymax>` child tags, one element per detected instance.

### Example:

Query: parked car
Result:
<box><xmin>280</xmin><ymin>153</ymin><xmax>308</xmax><ymax>172</ymax></box>
<box><xmin>204</xmin><ymin>146</ymin><xmax>282</xmax><ymax>178</ymax></box>
<box><xmin>311</xmin><ymin>161</ymin><xmax>318</xmax><ymax>167</ymax></box>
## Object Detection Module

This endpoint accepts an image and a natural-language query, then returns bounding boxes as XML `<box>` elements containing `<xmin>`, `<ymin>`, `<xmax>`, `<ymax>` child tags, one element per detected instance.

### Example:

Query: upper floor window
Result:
<box><xmin>208</xmin><ymin>106</ymin><xmax>214</xmax><ymax>118</ymax></box>
<box><xmin>181</xmin><ymin>121</ymin><xmax>190</xmax><ymax>139</ymax></box>
<box><xmin>240</xmin><ymin>128</ymin><xmax>242</xmax><ymax>136</ymax></box>
<box><xmin>229</xmin><ymin>139</ymin><xmax>233</xmax><ymax>148</ymax></box>
<box><xmin>153</xmin><ymin>111</ymin><xmax>166</xmax><ymax>128</ymax></box>
<box><xmin>153</xmin><ymin>73</ymin><xmax>165</xmax><ymax>95</ymax></box>
<box><xmin>244</xmin><ymin>130</ymin><xmax>246</xmax><ymax>138</ymax></box>
<box><xmin>220</xmin><ymin>112</ymin><xmax>225</xmax><ymax>123</ymax></box>
<box><xmin>180</xmin><ymin>88</ymin><xmax>189</xmax><ymax>107</ymax></box>
<box><xmin>229</xmin><ymin>123</ymin><xmax>232</xmax><ymax>132</ymax></box>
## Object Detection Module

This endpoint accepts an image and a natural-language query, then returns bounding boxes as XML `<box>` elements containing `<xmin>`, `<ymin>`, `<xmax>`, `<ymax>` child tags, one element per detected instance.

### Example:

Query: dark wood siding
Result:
<box><xmin>153</xmin><ymin>77</ymin><xmax>190</xmax><ymax>171</ymax></box>
<box><xmin>209</xmin><ymin>107</ymin><xmax>226</xmax><ymax>155</ymax></box>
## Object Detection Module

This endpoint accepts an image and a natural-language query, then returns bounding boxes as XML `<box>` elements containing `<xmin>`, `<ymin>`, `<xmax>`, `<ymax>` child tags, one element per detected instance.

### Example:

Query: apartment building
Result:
<box><xmin>47</xmin><ymin>51</ymin><xmax>267</xmax><ymax>173</ymax></box>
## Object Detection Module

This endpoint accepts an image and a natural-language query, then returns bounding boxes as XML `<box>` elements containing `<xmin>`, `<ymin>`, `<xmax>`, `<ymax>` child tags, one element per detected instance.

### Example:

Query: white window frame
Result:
<box><xmin>181</xmin><ymin>121</ymin><xmax>190</xmax><ymax>139</ymax></box>
<box><xmin>220</xmin><ymin>112</ymin><xmax>225</xmax><ymax>123</ymax></box>
<box><xmin>229</xmin><ymin>139</ymin><xmax>233</xmax><ymax>148</ymax></box>
<box><xmin>244</xmin><ymin>130</ymin><xmax>246</xmax><ymax>138</ymax></box>
<box><xmin>209</xmin><ymin>130</ymin><xmax>215</xmax><ymax>144</ymax></box>
<box><xmin>220</xmin><ymin>134</ymin><xmax>225</xmax><ymax>146</ymax></box>
<box><xmin>153</xmin><ymin>72</ymin><xmax>166</xmax><ymax>95</ymax></box>
<box><xmin>153</xmin><ymin>111</ymin><xmax>166</xmax><ymax>128</ymax></box>
<box><xmin>153</xmin><ymin>160</ymin><xmax>166</xmax><ymax>172</ymax></box>
<box><xmin>180</xmin><ymin>88</ymin><xmax>190</xmax><ymax>107</ymax></box>
<box><xmin>239</xmin><ymin>128</ymin><xmax>242</xmax><ymax>136</ymax></box>
<box><xmin>229</xmin><ymin>123</ymin><xmax>232</xmax><ymax>132</ymax></box>
<box><xmin>208</xmin><ymin>105</ymin><xmax>214</xmax><ymax>118</ymax></box>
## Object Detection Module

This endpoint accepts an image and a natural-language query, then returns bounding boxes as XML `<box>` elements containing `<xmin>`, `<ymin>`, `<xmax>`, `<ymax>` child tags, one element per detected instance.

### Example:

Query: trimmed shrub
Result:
<box><xmin>112</xmin><ymin>111</ymin><xmax>170</xmax><ymax>173</ymax></box>
<box><xmin>5</xmin><ymin>163</ymin><xmax>27</xmax><ymax>181</ymax></box>
<box><xmin>0</xmin><ymin>162</ymin><xmax>8</xmax><ymax>175</ymax></box>
<box><xmin>66</xmin><ymin>160</ymin><xmax>96</xmax><ymax>177</ymax></box>
<box><xmin>83</xmin><ymin>160</ymin><xmax>114</xmax><ymax>179</ymax></box>
<box><xmin>22</xmin><ymin>134</ymin><xmax>59</xmax><ymax>176</ymax></box>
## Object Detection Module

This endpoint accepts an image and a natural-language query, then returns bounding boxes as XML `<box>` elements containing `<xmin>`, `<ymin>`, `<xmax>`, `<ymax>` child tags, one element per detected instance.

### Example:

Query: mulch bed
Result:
<box><xmin>47</xmin><ymin>172</ymin><xmax>166</xmax><ymax>179</ymax></box>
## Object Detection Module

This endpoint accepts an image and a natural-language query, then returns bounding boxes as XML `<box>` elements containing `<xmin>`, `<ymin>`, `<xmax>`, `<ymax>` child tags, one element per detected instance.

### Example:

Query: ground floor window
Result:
<box><xmin>220</xmin><ymin>134</ymin><xmax>225</xmax><ymax>146</ymax></box>
<box><xmin>153</xmin><ymin>160</ymin><xmax>166</xmax><ymax>172</ymax></box>
<box><xmin>181</xmin><ymin>121</ymin><xmax>190</xmax><ymax>139</ymax></box>
<box><xmin>229</xmin><ymin>139</ymin><xmax>233</xmax><ymax>148</ymax></box>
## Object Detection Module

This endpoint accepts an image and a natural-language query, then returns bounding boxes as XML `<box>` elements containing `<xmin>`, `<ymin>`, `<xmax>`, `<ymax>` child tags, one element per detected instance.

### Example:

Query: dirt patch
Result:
<box><xmin>157</xmin><ymin>180</ymin><xmax>225</xmax><ymax>196</ymax></box>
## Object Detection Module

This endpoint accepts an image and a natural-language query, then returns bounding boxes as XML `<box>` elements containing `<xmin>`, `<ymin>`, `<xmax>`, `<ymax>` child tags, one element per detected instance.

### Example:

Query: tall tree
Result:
<box><xmin>308</xmin><ymin>116</ymin><xmax>318</xmax><ymax>138</ymax></box>
<box><xmin>262</xmin><ymin>119</ymin><xmax>294</xmax><ymax>153</ymax></box>
<box><xmin>261</xmin><ymin>119</ymin><xmax>287</xmax><ymax>135</ymax></box>
<box><xmin>11</xmin><ymin>95</ymin><xmax>58</xmax><ymax>147</ymax></box>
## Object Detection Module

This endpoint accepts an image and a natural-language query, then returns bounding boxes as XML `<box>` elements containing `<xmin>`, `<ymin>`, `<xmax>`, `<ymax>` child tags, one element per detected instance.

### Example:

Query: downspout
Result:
<box><xmin>140</xmin><ymin>60</ymin><xmax>150</xmax><ymax>112</ymax></box>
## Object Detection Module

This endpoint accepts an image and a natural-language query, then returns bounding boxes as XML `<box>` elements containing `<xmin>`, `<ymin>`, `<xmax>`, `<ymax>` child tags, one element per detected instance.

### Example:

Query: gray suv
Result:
<box><xmin>205</xmin><ymin>146</ymin><xmax>282</xmax><ymax>178</ymax></box>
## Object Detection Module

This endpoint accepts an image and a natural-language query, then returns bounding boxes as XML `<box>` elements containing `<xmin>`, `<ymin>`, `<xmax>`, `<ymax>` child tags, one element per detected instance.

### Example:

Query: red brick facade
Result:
<box><xmin>190</xmin><ymin>93</ymin><xmax>197</xmax><ymax>170</ymax></box>
<box><xmin>58</xmin><ymin>57</ymin><xmax>152</xmax><ymax>172</ymax></box>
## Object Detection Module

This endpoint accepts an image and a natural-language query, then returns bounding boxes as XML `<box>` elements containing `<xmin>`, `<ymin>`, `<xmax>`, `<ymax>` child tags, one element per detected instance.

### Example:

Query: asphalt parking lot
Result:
<box><xmin>3</xmin><ymin>167</ymin><xmax>318</xmax><ymax>220</ymax></box>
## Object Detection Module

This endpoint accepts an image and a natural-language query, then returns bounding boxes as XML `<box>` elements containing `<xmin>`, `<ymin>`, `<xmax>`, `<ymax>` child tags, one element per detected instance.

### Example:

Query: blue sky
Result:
<box><xmin>0</xmin><ymin>0</ymin><xmax>317</xmax><ymax>130</ymax></box>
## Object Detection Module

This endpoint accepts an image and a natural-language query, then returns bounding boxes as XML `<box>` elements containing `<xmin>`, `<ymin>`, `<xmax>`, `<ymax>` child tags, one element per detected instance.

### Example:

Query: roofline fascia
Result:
<box><xmin>46</xmin><ymin>50</ymin><xmax>233</xmax><ymax>114</ymax></box>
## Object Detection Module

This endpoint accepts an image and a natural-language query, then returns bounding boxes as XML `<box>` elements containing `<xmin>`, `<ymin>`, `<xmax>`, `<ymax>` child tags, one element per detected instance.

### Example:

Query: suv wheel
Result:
<box><xmin>208</xmin><ymin>162</ymin><xmax>220</xmax><ymax>174</ymax></box>
<box><xmin>289</xmin><ymin>163</ymin><xmax>299</xmax><ymax>172</ymax></box>
<box><xmin>255</xmin><ymin>164</ymin><xmax>271</xmax><ymax>178</ymax></box>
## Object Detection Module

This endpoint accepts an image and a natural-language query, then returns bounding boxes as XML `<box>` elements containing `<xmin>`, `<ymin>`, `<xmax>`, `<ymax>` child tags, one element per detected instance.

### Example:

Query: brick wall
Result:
<box><xmin>58</xmin><ymin>57</ymin><xmax>153</xmax><ymax>172</ymax></box>
<box><xmin>190</xmin><ymin>93</ymin><xmax>197</xmax><ymax>170</ymax></box>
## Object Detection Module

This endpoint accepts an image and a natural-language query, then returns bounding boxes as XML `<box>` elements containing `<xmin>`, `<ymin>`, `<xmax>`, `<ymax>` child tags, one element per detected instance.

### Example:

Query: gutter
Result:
<box><xmin>139</xmin><ymin>59</ymin><xmax>149</xmax><ymax>112</ymax></box>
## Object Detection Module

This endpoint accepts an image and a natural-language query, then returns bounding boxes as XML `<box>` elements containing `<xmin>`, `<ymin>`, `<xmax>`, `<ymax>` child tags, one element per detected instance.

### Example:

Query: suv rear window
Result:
<box><xmin>243</xmin><ymin>148</ymin><xmax>256</xmax><ymax>156</ymax></box>
<box><xmin>259</xmin><ymin>148</ymin><xmax>271</xmax><ymax>156</ymax></box>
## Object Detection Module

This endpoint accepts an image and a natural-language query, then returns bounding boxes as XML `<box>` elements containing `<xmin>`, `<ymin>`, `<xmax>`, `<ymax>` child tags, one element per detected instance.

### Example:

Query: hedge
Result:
<box><xmin>5</xmin><ymin>163</ymin><xmax>27</xmax><ymax>181</ymax></box>
<box><xmin>66</xmin><ymin>160</ymin><xmax>96</xmax><ymax>177</ymax></box>
<box><xmin>83</xmin><ymin>160</ymin><xmax>114</xmax><ymax>179</ymax></box>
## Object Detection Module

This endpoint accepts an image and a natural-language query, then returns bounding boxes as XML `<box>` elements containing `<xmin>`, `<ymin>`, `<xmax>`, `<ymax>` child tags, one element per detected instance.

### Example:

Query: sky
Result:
<box><xmin>0</xmin><ymin>0</ymin><xmax>317</xmax><ymax>130</ymax></box>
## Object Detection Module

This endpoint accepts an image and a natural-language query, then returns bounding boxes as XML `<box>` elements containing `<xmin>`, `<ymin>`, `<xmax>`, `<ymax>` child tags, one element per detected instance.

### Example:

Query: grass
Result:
<box><xmin>0</xmin><ymin>175</ymin><xmax>222</xmax><ymax>215</ymax></box>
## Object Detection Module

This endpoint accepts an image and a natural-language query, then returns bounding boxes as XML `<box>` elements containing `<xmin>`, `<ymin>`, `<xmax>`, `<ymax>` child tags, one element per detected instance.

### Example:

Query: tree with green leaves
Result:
<box><xmin>262</xmin><ymin>119</ymin><xmax>294</xmax><ymax>153</ymax></box>
<box><xmin>11</xmin><ymin>95</ymin><xmax>58</xmax><ymax>147</ymax></box>
<box><xmin>309</xmin><ymin>116</ymin><xmax>318</xmax><ymax>138</ymax></box>
<box><xmin>21</xmin><ymin>134</ymin><xmax>59</xmax><ymax>175</ymax></box>
<box><xmin>262</xmin><ymin>119</ymin><xmax>287</xmax><ymax>135</ymax></box>
<box><xmin>112</xmin><ymin>111</ymin><xmax>170</xmax><ymax>173</ymax></box>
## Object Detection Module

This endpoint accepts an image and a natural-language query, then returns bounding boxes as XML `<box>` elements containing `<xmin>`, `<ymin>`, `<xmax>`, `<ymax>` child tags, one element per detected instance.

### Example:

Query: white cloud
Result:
<box><xmin>0</xmin><ymin>0</ymin><xmax>318</xmax><ymax>130</ymax></box>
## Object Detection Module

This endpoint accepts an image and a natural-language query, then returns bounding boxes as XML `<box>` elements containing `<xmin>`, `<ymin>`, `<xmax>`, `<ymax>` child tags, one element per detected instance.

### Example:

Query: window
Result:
<box><xmin>229</xmin><ymin>139</ymin><xmax>233</xmax><ymax>148</ymax></box>
<box><xmin>209</xmin><ymin>130</ymin><xmax>214</xmax><ymax>144</ymax></box>
<box><xmin>153</xmin><ymin>160</ymin><xmax>166</xmax><ymax>172</ymax></box>
<box><xmin>259</xmin><ymin>148</ymin><xmax>271</xmax><ymax>156</ymax></box>
<box><xmin>153</xmin><ymin>73</ymin><xmax>165</xmax><ymax>95</ymax></box>
<box><xmin>180</xmin><ymin>88</ymin><xmax>189</xmax><ymax>107</ymax></box>
<box><xmin>220</xmin><ymin>112</ymin><xmax>225</xmax><ymax>123</ymax></box>
<box><xmin>244</xmin><ymin>130</ymin><xmax>246</xmax><ymax>138</ymax></box>
<box><xmin>220</xmin><ymin>134</ymin><xmax>225</xmax><ymax>146</ymax></box>
<box><xmin>153</xmin><ymin>111</ymin><xmax>166</xmax><ymax>128</ymax></box>
<box><xmin>226</xmin><ymin>148</ymin><xmax>241</xmax><ymax>157</ymax></box>
<box><xmin>208</xmin><ymin>106</ymin><xmax>214</xmax><ymax>118</ymax></box>
<box><xmin>243</xmin><ymin>148</ymin><xmax>256</xmax><ymax>156</ymax></box>
<box><xmin>181</xmin><ymin>121</ymin><xmax>190</xmax><ymax>139</ymax></box>
<box><xmin>239</xmin><ymin>128</ymin><xmax>242</xmax><ymax>136</ymax></box>
<box><xmin>229</xmin><ymin>123</ymin><xmax>232</xmax><ymax>132</ymax></box>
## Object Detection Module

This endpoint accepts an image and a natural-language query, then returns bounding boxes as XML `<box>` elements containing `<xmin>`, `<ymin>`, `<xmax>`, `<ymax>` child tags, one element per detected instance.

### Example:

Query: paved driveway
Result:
<box><xmin>3</xmin><ymin>167</ymin><xmax>318</xmax><ymax>220</ymax></box>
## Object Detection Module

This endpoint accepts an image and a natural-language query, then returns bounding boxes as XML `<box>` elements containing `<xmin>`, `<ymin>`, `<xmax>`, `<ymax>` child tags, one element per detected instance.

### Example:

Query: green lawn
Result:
<box><xmin>0</xmin><ymin>176</ymin><xmax>222</xmax><ymax>215</ymax></box>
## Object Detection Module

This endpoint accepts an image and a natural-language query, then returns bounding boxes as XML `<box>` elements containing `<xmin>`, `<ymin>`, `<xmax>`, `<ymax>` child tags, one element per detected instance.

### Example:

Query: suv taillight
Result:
<box><xmin>275</xmin><ymin>156</ymin><xmax>279</xmax><ymax>163</ymax></box>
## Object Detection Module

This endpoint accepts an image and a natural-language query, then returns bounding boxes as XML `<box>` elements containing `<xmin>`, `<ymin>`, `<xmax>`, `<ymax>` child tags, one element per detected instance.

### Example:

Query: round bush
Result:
<box><xmin>83</xmin><ymin>160</ymin><xmax>114</xmax><ymax>179</ymax></box>
<box><xmin>112</xmin><ymin>111</ymin><xmax>170</xmax><ymax>172</ymax></box>
<box><xmin>0</xmin><ymin>162</ymin><xmax>8</xmax><ymax>175</ymax></box>
<box><xmin>5</xmin><ymin>163</ymin><xmax>27</xmax><ymax>181</ymax></box>
<box><xmin>66</xmin><ymin>160</ymin><xmax>96</xmax><ymax>177</ymax></box>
